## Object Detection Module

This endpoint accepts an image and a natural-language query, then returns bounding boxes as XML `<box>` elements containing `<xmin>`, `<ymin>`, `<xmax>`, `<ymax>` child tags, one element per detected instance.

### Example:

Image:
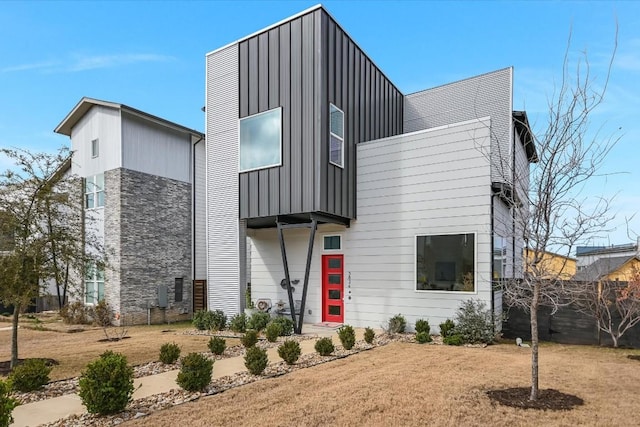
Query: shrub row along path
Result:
<box><xmin>10</xmin><ymin>325</ymin><xmax>341</xmax><ymax>427</ymax></box>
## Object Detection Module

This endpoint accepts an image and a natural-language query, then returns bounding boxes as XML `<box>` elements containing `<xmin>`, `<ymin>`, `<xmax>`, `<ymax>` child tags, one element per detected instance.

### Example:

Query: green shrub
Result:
<box><xmin>314</xmin><ymin>337</ymin><xmax>335</xmax><ymax>356</ymax></box>
<box><xmin>244</xmin><ymin>346</ymin><xmax>269</xmax><ymax>375</ymax></box>
<box><xmin>60</xmin><ymin>301</ymin><xmax>89</xmax><ymax>325</ymax></box>
<box><xmin>78</xmin><ymin>351</ymin><xmax>134</xmax><ymax>415</ymax></box>
<box><xmin>159</xmin><ymin>342</ymin><xmax>181</xmax><ymax>364</ymax></box>
<box><xmin>387</xmin><ymin>314</ymin><xmax>406</xmax><ymax>334</ymax></box>
<box><xmin>443</xmin><ymin>334</ymin><xmax>464</xmax><ymax>346</ymax></box>
<box><xmin>192</xmin><ymin>310</ymin><xmax>212</xmax><ymax>330</ymax></box>
<box><xmin>176</xmin><ymin>353</ymin><xmax>213</xmax><ymax>392</ymax></box>
<box><xmin>229</xmin><ymin>313</ymin><xmax>247</xmax><ymax>333</ymax></box>
<box><xmin>277</xmin><ymin>340</ymin><xmax>301</xmax><ymax>365</ymax></box>
<box><xmin>210</xmin><ymin>310</ymin><xmax>227</xmax><ymax>331</ymax></box>
<box><xmin>272</xmin><ymin>316</ymin><xmax>295</xmax><ymax>336</ymax></box>
<box><xmin>439</xmin><ymin>319</ymin><xmax>456</xmax><ymax>338</ymax></box>
<box><xmin>415</xmin><ymin>331</ymin><xmax>432</xmax><ymax>344</ymax></box>
<box><xmin>0</xmin><ymin>379</ymin><xmax>18</xmax><ymax>427</ymax></box>
<box><xmin>414</xmin><ymin>319</ymin><xmax>430</xmax><ymax>334</ymax></box>
<box><xmin>453</xmin><ymin>299</ymin><xmax>495</xmax><ymax>344</ymax></box>
<box><xmin>265</xmin><ymin>321</ymin><xmax>282</xmax><ymax>342</ymax></box>
<box><xmin>9</xmin><ymin>358</ymin><xmax>51</xmax><ymax>392</ymax></box>
<box><xmin>91</xmin><ymin>300</ymin><xmax>112</xmax><ymax>327</ymax></box>
<box><xmin>364</xmin><ymin>327</ymin><xmax>375</xmax><ymax>344</ymax></box>
<box><xmin>241</xmin><ymin>329</ymin><xmax>259</xmax><ymax>348</ymax></box>
<box><xmin>337</xmin><ymin>325</ymin><xmax>356</xmax><ymax>350</ymax></box>
<box><xmin>208</xmin><ymin>336</ymin><xmax>226</xmax><ymax>355</ymax></box>
<box><xmin>246</xmin><ymin>312</ymin><xmax>271</xmax><ymax>332</ymax></box>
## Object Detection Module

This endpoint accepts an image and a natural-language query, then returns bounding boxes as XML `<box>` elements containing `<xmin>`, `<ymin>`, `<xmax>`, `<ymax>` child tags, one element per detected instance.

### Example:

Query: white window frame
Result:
<box><xmin>414</xmin><ymin>232</ymin><xmax>477</xmax><ymax>294</ymax></box>
<box><xmin>84</xmin><ymin>174</ymin><xmax>105</xmax><ymax>209</ymax></box>
<box><xmin>85</xmin><ymin>262</ymin><xmax>105</xmax><ymax>305</ymax></box>
<box><xmin>238</xmin><ymin>107</ymin><xmax>282</xmax><ymax>173</ymax></box>
<box><xmin>329</xmin><ymin>103</ymin><xmax>344</xmax><ymax>168</ymax></box>
<box><xmin>323</xmin><ymin>234</ymin><xmax>342</xmax><ymax>251</ymax></box>
<box><xmin>91</xmin><ymin>138</ymin><xmax>99</xmax><ymax>158</ymax></box>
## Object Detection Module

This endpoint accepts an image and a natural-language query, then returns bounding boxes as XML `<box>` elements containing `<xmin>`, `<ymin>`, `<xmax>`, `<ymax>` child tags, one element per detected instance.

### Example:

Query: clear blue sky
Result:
<box><xmin>1</xmin><ymin>1</ymin><xmax>638</xmax><ymax>247</ymax></box>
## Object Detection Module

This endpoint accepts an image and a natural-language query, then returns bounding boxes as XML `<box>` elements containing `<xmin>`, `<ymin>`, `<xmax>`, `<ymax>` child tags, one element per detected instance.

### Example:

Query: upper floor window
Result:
<box><xmin>91</xmin><ymin>138</ymin><xmax>99</xmax><ymax>158</ymax></box>
<box><xmin>239</xmin><ymin>108</ymin><xmax>282</xmax><ymax>172</ymax></box>
<box><xmin>416</xmin><ymin>233</ymin><xmax>475</xmax><ymax>292</ymax></box>
<box><xmin>85</xmin><ymin>174</ymin><xmax>105</xmax><ymax>209</ymax></box>
<box><xmin>329</xmin><ymin>104</ymin><xmax>344</xmax><ymax>168</ymax></box>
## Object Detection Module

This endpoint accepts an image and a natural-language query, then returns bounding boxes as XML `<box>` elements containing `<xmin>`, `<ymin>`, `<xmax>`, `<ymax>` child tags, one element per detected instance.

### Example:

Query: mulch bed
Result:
<box><xmin>486</xmin><ymin>387</ymin><xmax>584</xmax><ymax>410</ymax></box>
<box><xmin>0</xmin><ymin>358</ymin><xmax>59</xmax><ymax>376</ymax></box>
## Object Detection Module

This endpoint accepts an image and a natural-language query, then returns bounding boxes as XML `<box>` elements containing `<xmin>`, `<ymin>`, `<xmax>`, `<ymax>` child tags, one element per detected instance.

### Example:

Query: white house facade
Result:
<box><xmin>55</xmin><ymin>98</ymin><xmax>204</xmax><ymax>325</ymax></box>
<box><xmin>204</xmin><ymin>5</ymin><xmax>537</xmax><ymax>333</ymax></box>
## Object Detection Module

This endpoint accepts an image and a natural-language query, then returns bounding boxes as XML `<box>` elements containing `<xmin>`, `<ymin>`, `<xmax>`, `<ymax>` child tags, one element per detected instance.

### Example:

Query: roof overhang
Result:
<box><xmin>54</xmin><ymin>97</ymin><xmax>204</xmax><ymax>143</ymax></box>
<box><xmin>513</xmin><ymin>110</ymin><xmax>538</xmax><ymax>163</ymax></box>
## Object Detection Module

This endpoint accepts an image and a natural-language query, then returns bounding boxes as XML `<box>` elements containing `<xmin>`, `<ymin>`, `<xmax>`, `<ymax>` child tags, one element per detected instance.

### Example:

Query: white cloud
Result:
<box><xmin>1</xmin><ymin>53</ymin><xmax>175</xmax><ymax>73</ymax></box>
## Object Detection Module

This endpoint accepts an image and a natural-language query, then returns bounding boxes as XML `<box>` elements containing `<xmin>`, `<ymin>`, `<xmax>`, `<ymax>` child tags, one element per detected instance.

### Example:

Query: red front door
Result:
<box><xmin>322</xmin><ymin>254</ymin><xmax>344</xmax><ymax>323</ymax></box>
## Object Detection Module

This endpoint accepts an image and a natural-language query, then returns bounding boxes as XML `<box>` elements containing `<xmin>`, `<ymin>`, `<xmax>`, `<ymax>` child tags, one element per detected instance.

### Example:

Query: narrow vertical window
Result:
<box><xmin>329</xmin><ymin>104</ymin><xmax>344</xmax><ymax>168</ymax></box>
<box><xmin>175</xmin><ymin>278</ymin><xmax>184</xmax><ymax>302</ymax></box>
<box><xmin>91</xmin><ymin>138</ymin><xmax>99</xmax><ymax>158</ymax></box>
<box><xmin>85</xmin><ymin>174</ymin><xmax>105</xmax><ymax>209</ymax></box>
<box><xmin>85</xmin><ymin>262</ymin><xmax>105</xmax><ymax>304</ymax></box>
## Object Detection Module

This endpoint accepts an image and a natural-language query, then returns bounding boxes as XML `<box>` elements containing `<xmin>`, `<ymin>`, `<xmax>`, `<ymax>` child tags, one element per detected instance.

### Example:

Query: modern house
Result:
<box><xmin>55</xmin><ymin>98</ymin><xmax>204</xmax><ymax>325</ymax></box>
<box><xmin>205</xmin><ymin>5</ymin><xmax>537</xmax><ymax>332</ymax></box>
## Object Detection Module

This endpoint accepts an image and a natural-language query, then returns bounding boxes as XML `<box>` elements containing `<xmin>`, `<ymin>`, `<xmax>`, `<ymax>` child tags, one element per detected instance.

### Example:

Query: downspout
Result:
<box><xmin>490</xmin><ymin>193</ymin><xmax>496</xmax><ymax>329</ymax></box>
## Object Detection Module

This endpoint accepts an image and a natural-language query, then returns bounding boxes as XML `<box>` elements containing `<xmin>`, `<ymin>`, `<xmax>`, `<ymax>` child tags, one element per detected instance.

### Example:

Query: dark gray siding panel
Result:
<box><xmin>238</xmin><ymin>8</ymin><xmax>403</xmax><ymax>221</ymax></box>
<box><xmin>279</xmin><ymin>22</ymin><xmax>291</xmax><ymax>214</ymax></box>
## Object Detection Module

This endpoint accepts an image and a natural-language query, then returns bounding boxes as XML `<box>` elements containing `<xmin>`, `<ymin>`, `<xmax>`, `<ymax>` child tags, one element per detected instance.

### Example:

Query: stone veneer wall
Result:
<box><xmin>105</xmin><ymin>168</ymin><xmax>192</xmax><ymax>325</ymax></box>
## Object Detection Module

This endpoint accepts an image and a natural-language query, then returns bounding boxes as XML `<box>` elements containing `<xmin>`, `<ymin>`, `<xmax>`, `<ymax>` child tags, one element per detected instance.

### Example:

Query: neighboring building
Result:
<box><xmin>55</xmin><ymin>98</ymin><xmax>204</xmax><ymax>325</ymax></box>
<box><xmin>205</xmin><ymin>5</ymin><xmax>537</xmax><ymax>332</ymax></box>
<box><xmin>525</xmin><ymin>248</ymin><xmax>577</xmax><ymax>280</ymax></box>
<box><xmin>574</xmin><ymin>238</ymin><xmax>640</xmax><ymax>282</ymax></box>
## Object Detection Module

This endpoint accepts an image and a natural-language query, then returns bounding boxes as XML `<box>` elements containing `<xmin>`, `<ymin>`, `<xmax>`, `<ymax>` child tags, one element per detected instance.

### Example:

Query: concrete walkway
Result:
<box><xmin>11</xmin><ymin>326</ymin><xmax>340</xmax><ymax>427</ymax></box>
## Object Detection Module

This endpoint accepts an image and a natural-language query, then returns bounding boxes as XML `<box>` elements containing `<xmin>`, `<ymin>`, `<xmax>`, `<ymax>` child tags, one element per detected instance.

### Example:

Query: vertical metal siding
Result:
<box><xmin>194</xmin><ymin>139</ymin><xmax>207</xmax><ymax>280</ymax></box>
<box><xmin>205</xmin><ymin>45</ymin><xmax>241</xmax><ymax>315</ymax></box>
<box><xmin>301</xmin><ymin>13</ymin><xmax>315</xmax><ymax>213</ymax></box>
<box><xmin>237</xmin><ymin>8</ymin><xmax>403</xmax><ymax>221</ymax></box>
<box><xmin>279</xmin><ymin>22</ymin><xmax>291</xmax><ymax>214</ymax></box>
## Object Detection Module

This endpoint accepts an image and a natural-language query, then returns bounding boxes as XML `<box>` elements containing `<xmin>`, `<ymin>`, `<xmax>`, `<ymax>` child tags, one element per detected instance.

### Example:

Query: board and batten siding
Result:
<box><xmin>205</xmin><ymin>45</ymin><xmax>242</xmax><ymax>315</ymax></box>
<box><xmin>193</xmin><ymin>139</ymin><xmax>207</xmax><ymax>280</ymax></box>
<box><xmin>121</xmin><ymin>112</ymin><xmax>192</xmax><ymax>183</ymax></box>
<box><xmin>237</xmin><ymin>8</ymin><xmax>403</xmax><ymax>221</ymax></box>
<box><xmin>70</xmin><ymin>105</ymin><xmax>122</xmax><ymax>178</ymax></box>
<box><xmin>404</xmin><ymin>68</ymin><xmax>512</xmax><ymax>185</ymax></box>
<box><xmin>345</xmin><ymin>118</ymin><xmax>494</xmax><ymax>330</ymax></box>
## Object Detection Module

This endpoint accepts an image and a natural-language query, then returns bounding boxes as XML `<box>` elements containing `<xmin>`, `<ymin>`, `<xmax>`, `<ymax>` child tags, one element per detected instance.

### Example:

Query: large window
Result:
<box><xmin>416</xmin><ymin>233</ymin><xmax>475</xmax><ymax>292</ymax></box>
<box><xmin>329</xmin><ymin>104</ymin><xmax>344</xmax><ymax>168</ymax></box>
<box><xmin>85</xmin><ymin>174</ymin><xmax>104</xmax><ymax>209</ymax></box>
<box><xmin>239</xmin><ymin>108</ymin><xmax>282</xmax><ymax>172</ymax></box>
<box><xmin>85</xmin><ymin>262</ymin><xmax>104</xmax><ymax>304</ymax></box>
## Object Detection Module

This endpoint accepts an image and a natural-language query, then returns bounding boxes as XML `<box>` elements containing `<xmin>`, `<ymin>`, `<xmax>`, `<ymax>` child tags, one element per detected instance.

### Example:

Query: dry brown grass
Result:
<box><xmin>0</xmin><ymin>319</ymin><xmax>240</xmax><ymax>380</ymax></box>
<box><xmin>123</xmin><ymin>341</ymin><xmax>640</xmax><ymax>427</ymax></box>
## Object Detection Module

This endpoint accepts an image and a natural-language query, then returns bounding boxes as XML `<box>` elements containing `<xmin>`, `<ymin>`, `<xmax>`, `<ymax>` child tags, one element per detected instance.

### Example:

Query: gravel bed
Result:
<box><xmin>39</xmin><ymin>340</ymin><xmax>379</xmax><ymax>427</ymax></box>
<box><xmin>12</xmin><ymin>332</ymin><xmax>314</xmax><ymax>405</ymax></box>
<box><xmin>21</xmin><ymin>331</ymin><xmax>486</xmax><ymax>426</ymax></box>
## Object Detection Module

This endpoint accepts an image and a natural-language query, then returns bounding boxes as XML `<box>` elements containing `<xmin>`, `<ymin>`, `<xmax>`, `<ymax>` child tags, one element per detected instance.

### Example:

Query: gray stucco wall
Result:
<box><xmin>105</xmin><ymin>167</ymin><xmax>192</xmax><ymax>325</ymax></box>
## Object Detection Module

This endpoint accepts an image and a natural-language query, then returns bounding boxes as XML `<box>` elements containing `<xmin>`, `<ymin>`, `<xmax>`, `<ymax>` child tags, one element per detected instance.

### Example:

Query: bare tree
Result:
<box><xmin>574</xmin><ymin>272</ymin><xmax>640</xmax><ymax>348</ymax></box>
<box><xmin>0</xmin><ymin>147</ymin><xmax>102</xmax><ymax>368</ymax></box>
<box><xmin>501</xmin><ymin>30</ymin><xmax>619</xmax><ymax>400</ymax></box>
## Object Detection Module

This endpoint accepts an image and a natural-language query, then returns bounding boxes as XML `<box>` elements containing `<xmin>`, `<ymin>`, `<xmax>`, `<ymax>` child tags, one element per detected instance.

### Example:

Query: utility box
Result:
<box><xmin>157</xmin><ymin>284</ymin><xmax>168</xmax><ymax>308</ymax></box>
